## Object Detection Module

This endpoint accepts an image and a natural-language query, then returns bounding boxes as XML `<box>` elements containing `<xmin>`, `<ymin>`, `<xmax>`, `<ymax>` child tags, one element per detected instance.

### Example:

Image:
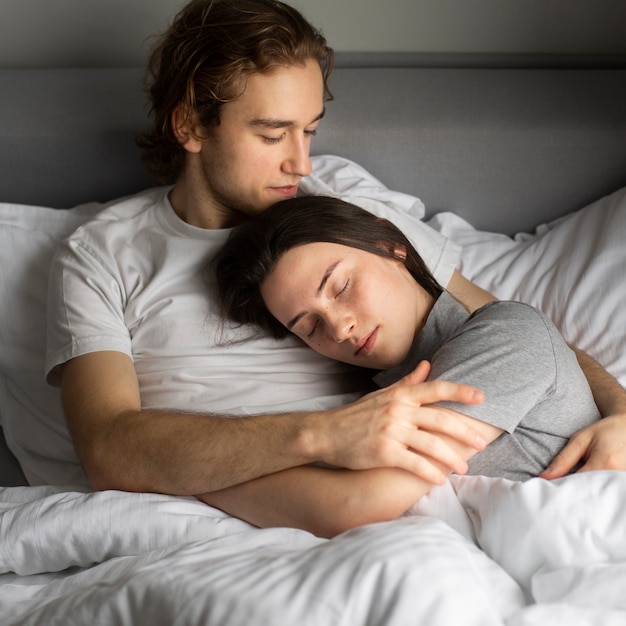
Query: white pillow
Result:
<box><xmin>430</xmin><ymin>186</ymin><xmax>626</xmax><ymax>387</ymax></box>
<box><xmin>0</xmin><ymin>202</ymin><xmax>100</xmax><ymax>485</ymax></box>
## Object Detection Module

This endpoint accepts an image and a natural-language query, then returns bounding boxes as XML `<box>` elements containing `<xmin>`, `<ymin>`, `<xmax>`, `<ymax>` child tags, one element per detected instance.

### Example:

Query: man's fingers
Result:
<box><xmin>403</xmin><ymin>427</ymin><xmax>469</xmax><ymax>475</ymax></box>
<box><xmin>398</xmin><ymin>360</ymin><xmax>431</xmax><ymax>386</ymax></box>
<box><xmin>402</xmin><ymin>377</ymin><xmax>484</xmax><ymax>407</ymax></box>
<box><xmin>395</xmin><ymin>450</ymin><xmax>449</xmax><ymax>486</ymax></box>
<box><xmin>395</xmin><ymin>362</ymin><xmax>483</xmax><ymax>406</ymax></box>
<box><xmin>405</xmin><ymin>406</ymin><xmax>487</xmax><ymax>451</ymax></box>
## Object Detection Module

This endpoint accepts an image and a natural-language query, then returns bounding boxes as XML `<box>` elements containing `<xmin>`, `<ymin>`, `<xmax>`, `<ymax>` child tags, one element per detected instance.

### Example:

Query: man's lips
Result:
<box><xmin>355</xmin><ymin>328</ymin><xmax>378</xmax><ymax>357</ymax></box>
<box><xmin>270</xmin><ymin>184</ymin><xmax>299</xmax><ymax>197</ymax></box>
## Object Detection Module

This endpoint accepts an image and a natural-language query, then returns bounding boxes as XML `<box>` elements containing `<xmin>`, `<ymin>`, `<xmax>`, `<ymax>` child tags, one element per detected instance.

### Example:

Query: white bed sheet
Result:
<box><xmin>2</xmin><ymin>471</ymin><xmax>626</xmax><ymax>625</ymax></box>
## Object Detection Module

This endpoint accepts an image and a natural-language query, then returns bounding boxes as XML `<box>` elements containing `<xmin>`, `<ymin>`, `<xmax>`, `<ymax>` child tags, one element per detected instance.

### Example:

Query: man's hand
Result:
<box><xmin>309</xmin><ymin>361</ymin><xmax>487</xmax><ymax>485</ymax></box>
<box><xmin>541</xmin><ymin>412</ymin><xmax>626</xmax><ymax>479</ymax></box>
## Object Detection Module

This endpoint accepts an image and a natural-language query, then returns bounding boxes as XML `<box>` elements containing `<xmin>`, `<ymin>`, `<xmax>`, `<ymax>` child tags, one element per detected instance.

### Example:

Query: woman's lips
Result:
<box><xmin>355</xmin><ymin>328</ymin><xmax>378</xmax><ymax>357</ymax></box>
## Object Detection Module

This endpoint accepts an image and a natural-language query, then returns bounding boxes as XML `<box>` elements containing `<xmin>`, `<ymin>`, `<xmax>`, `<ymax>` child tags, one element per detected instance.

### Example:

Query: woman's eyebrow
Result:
<box><xmin>317</xmin><ymin>260</ymin><xmax>340</xmax><ymax>294</ymax></box>
<box><xmin>286</xmin><ymin>259</ymin><xmax>341</xmax><ymax>330</ymax></box>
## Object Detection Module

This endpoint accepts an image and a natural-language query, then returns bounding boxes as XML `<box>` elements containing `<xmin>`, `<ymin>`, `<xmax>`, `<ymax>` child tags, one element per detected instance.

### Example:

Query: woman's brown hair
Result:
<box><xmin>213</xmin><ymin>195</ymin><xmax>443</xmax><ymax>338</ymax></box>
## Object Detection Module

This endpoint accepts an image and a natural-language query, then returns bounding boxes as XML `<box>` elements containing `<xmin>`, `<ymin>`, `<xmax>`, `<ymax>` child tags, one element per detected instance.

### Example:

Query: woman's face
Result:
<box><xmin>261</xmin><ymin>242</ymin><xmax>435</xmax><ymax>369</ymax></box>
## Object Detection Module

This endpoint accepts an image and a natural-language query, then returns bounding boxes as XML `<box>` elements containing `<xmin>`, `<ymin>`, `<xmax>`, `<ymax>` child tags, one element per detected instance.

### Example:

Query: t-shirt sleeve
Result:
<box><xmin>45</xmin><ymin>234</ymin><xmax>132</xmax><ymax>386</ymax></box>
<box><xmin>429</xmin><ymin>302</ymin><xmax>558</xmax><ymax>434</ymax></box>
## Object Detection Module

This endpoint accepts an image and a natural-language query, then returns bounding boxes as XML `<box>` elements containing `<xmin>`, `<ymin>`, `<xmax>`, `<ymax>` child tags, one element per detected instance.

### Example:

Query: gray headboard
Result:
<box><xmin>1</xmin><ymin>65</ymin><xmax>625</xmax><ymax>234</ymax></box>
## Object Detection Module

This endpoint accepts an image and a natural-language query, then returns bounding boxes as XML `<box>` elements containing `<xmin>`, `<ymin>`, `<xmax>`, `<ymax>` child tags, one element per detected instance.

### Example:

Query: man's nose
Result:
<box><xmin>283</xmin><ymin>136</ymin><xmax>312</xmax><ymax>177</ymax></box>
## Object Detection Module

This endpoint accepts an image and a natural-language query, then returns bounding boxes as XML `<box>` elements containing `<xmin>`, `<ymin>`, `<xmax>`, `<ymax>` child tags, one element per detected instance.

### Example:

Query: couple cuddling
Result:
<box><xmin>46</xmin><ymin>0</ymin><xmax>625</xmax><ymax>538</ymax></box>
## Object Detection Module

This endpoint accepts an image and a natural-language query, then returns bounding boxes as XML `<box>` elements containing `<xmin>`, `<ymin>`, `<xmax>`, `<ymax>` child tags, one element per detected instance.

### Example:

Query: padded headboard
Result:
<box><xmin>1</xmin><ymin>66</ymin><xmax>625</xmax><ymax>234</ymax></box>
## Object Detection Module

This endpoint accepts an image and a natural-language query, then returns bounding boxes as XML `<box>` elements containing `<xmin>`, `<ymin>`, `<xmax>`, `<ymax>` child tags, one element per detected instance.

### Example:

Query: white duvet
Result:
<box><xmin>1</xmin><ymin>471</ymin><xmax>625</xmax><ymax>625</ymax></box>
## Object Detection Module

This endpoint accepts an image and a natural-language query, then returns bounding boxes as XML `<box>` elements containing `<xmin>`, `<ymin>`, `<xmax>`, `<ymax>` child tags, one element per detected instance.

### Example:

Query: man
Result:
<box><xmin>46</xmin><ymin>0</ymin><xmax>626</xmax><ymax>536</ymax></box>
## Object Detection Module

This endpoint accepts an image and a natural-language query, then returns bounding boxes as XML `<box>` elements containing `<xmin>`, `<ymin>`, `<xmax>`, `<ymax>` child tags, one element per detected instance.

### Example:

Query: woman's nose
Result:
<box><xmin>329</xmin><ymin>314</ymin><xmax>354</xmax><ymax>343</ymax></box>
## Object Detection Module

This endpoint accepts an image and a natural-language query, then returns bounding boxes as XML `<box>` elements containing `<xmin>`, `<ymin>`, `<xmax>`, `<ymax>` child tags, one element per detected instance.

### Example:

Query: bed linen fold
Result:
<box><xmin>2</xmin><ymin>471</ymin><xmax>626</xmax><ymax>625</ymax></box>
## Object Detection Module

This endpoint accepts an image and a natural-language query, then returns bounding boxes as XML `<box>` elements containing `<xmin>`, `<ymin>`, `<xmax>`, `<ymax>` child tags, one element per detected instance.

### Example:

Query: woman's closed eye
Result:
<box><xmin>303</xmin><ymin>279</ymin><xmax>350</xmax><ymax>338</ymax></box>
<box><xmin>336</xmin><ymin>278</ymin><xmax>350</xmax><ymax>298</ymax></box>
<box><xmin>306</xmin><ymin>318</ymin><xmax>320</xmax><ymax>339</ymax></box>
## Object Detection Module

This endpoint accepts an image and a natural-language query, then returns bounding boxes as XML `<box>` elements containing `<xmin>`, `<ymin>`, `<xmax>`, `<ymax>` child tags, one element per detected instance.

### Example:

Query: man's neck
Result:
<box><xmin>169</xmin><ymin>179</ymin><xmax>240</xmax><ymax>230</ymax></box>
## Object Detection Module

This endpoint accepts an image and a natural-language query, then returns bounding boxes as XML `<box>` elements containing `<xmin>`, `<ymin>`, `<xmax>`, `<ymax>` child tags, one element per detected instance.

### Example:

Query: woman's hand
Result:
<box><xmin>541</xmin><ymin>412</ymin><xmax>626</xmax><ymax>478</ymax></box>
<box><xmin>542</xmin><ymin>348</ymin><xmax>626</xmax><ymax>479</ymax></box>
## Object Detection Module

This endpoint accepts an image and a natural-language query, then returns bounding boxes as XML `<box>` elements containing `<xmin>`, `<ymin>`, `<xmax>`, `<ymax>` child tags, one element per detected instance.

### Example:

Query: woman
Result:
<box><xmin>214</xmin><ymin>195</ymin><xmax>600</xmax><ymax>484</ymax></box>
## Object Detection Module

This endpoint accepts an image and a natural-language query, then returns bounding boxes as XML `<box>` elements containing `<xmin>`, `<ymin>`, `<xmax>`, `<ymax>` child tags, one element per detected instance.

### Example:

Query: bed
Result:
<box><xmin>1</xmin><ymin>60</ymin><xmax>626</xmax><ymax>624</ymax></box>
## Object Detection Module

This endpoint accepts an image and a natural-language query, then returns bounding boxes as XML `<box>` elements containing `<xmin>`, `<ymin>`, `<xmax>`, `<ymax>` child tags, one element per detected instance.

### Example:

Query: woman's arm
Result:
<box><xmin>199</xmin><ymin>465</ymin><xmax>429</xmax><ymax>539</ymax></box>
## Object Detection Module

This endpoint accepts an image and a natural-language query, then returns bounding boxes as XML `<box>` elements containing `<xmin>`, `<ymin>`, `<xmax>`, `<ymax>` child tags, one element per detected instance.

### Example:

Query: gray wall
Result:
<box><xmin>1</xmin><ymin>0</ymin><xmax>625</xmax><ymax>68</ymax></box>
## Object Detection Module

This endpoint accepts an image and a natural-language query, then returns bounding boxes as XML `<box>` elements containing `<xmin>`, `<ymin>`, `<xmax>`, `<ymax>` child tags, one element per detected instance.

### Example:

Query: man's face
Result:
<box><xmin>194</xmin><ymin>60</ymin><xmax>325</xmax><ymax>226</ymax></box>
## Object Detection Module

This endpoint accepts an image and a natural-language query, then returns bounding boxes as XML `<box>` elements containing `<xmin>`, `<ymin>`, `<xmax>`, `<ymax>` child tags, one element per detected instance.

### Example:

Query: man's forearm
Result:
<box><xmin>73</xmin><ymin>407</ymin><xmax>318</xmax><ymax>495</ymax></box>
<box><xmin>62</xmin><ymin>352</ymin><xmax>486</xmax><ymax>496</ymax></box>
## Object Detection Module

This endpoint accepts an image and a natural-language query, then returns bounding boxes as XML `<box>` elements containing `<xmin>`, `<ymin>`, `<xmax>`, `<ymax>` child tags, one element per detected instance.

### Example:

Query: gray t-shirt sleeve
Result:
<box><xmin>430</xmin><ymin>301</ymin><xmax>558</xmax><ymax>433</ymax></box>
<box><xmin>374</xmin><ymin>296</ymin><xmax>600</xmax><ymax>480</ymax></box>
<box><xmin>430</xmin><ymin>301</ymin><xmax>599</xmax><ymax>480</ymax></box>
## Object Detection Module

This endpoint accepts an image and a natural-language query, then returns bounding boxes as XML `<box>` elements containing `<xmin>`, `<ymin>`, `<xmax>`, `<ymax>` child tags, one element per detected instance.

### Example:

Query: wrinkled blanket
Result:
<box><xmin>1</xmin><ymin>471</ymin><xmax>625</xmax><ymax>625</ymax></box>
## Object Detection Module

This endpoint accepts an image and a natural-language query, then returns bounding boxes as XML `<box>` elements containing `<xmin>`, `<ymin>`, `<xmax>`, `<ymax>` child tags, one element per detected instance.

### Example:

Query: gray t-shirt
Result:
<box><xmin>374</xmin><ymin>292</ymin><xmax>600</xmax><ymax>481</ymax></box>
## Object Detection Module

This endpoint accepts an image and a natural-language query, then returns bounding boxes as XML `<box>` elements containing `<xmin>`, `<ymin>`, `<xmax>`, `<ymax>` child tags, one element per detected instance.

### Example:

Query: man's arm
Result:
<box><xmin>448</xmin><ymin>269</ymin><xmax>626</xmax><ymax>476</ymax></box>
<box><xmin>61</xmin><ymin>352</ymin><xmax>486</xmax><ymax>494</ymax></box>
<box><xmin>200</xmin><ymin>411</ymin><xmax>501</xmax><ymax>538</ymax></box>
<box><xmin>446</xmin><ymin>269</ymin><xmax>496</xmax><ymax>312</ymax></box>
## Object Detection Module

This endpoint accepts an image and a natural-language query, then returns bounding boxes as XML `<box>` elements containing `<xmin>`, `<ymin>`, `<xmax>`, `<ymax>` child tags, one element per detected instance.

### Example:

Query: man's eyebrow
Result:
<box><xmin>250</xmin><ymin>108</ymin><xmax>325</xmax><ymax>130</ymax></box>
<box><xmin>286</xmin><ymin>258</ymin><xmax>339</xmax><ymax>331</ymax></box>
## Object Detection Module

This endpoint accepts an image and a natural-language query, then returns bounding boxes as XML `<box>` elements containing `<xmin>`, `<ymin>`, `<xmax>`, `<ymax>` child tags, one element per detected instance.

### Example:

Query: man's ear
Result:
<box><xmin>171</xmin><ymin>104</ymin><xmax>203</xmax><ymax>154</ymax></box>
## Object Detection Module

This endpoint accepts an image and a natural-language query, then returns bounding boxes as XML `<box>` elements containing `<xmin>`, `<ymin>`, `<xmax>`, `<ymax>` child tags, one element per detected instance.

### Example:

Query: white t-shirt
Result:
<box><xmin>46</xmin><ymin>185</ymin><xmax>459</xmax><ymax>416</ymax></box>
